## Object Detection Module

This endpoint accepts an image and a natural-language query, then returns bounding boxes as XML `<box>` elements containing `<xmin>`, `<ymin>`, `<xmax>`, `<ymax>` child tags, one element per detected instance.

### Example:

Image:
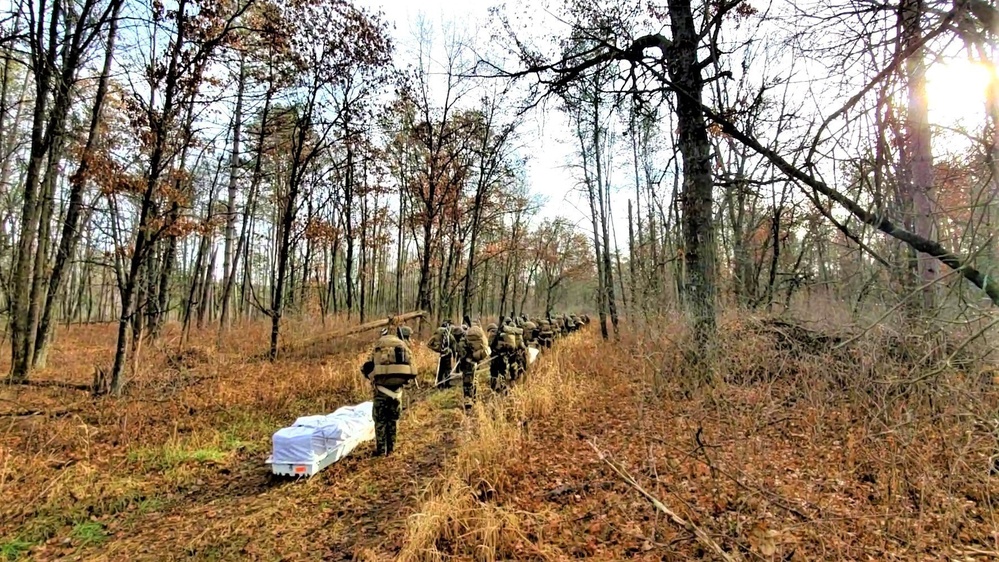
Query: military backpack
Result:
<box><xmin>428</xmin><ymin>327</ymin><xmax>449</xmax><ymax>353</ymax></box>
<box><xmin>495</xmin><ymin>325</ymin><xmax>523</xmax><ymax>352</ymax></box>
<box><xmin>522</xmin><ymin>321</ymin><xmax>537</xmax><ymax>343</ymax></box>
<box><xmin>371</xmin><ymin>335</ymin><xmax>416</xmax><ymax>388</ymax></box>
<box><xmin>463</xmin><ymin>325</ymin><xmax>491</xmax><ymax>362</ymax></box>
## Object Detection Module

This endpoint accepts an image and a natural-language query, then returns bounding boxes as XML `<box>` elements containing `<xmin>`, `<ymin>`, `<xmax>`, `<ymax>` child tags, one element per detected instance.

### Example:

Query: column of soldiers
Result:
<box><xmin>360</xmin><ymin>311</ymin><xmax>589</xmax><ymax>457</ymax></box>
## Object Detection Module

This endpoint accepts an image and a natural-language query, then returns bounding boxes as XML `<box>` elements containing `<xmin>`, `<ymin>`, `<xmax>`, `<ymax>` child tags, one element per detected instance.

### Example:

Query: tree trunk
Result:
<box><xmin>220</xmin><ymin>55</ymin><xmax>246</xmax><ymax>330</ymax></box>
<box><xmin>9</xmin><ymin>33</ymin><xmax>54</xmax><ymax>381</ymax></box>
<box><xmin>33</xmin><ymin>4</ymin><xmax>121</xmax><ymax>368</ymax></box>
<box><xmin>395</xmin><ymin>183</ymin><xmax>406</xmax><ymax>314</ymax></box>
<box><xmin>668</xmin><ymin>0</ymin><xmax>716</xmax><ymax>348</ymax></box>
<box><xmin>899</xmin><ymin>0</ymin><xmax>939</xmax><ymax>312</ymax></box>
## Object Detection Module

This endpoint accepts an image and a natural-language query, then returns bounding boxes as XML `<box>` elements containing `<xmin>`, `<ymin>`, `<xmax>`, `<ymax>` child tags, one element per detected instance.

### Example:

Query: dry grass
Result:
<box><xmin>2</xmin><ymin>306</ymin><xmax>998</xmax><ymax>560</ymax></box>
<box><xmin>399</xmin><ymin>336</ymin><xmax>599</xmax><ymax>562</ymax></box>
<box><xmin>0</xmin><ymin>315</ymin><xmax>435</xmax><ymax>560</ymax></box>
<box><xmin>397</xmin><ymin>306</ymin><xmax>999</xmax><ymax>560</ymax></box>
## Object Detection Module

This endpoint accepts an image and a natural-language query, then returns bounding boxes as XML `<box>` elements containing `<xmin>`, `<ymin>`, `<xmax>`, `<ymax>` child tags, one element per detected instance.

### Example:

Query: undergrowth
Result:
<box><xmin>3</xmin><ymin>309</ymin><xmax>998</xmax><ymax>560</ymax></box>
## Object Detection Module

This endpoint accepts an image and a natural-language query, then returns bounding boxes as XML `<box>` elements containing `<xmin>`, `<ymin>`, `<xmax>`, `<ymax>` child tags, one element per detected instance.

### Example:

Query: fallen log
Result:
<box><xmin>282</xmin><ymin>311</ymin><xmax>427</xmax><ymax>353</ymax></box>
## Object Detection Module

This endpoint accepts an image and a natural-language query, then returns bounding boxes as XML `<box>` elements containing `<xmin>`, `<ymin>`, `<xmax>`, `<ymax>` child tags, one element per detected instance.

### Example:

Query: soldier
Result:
<box><xmin>458</xmin><ymin>315</ymin><xmax>489</xmax><ymax>407</ymax></box>
<box><xmin>428</xmin><ymin>321</ymin><xmax>458</xmax><ymax>388</ymax></box>
<box><xmin>486</xmin><ymin>322</ymin><xmax>499</xmax><ymax>341</ymax></box>
<box><xmin>451</xmin><ymin>322</ymin><xmax>466</xmax><ymax>344</ymax></box>
<box><xmin>361</xmin><ymin>327</ymin><xmax>417</xmax><ymax>456</ymax></box>
<box><xmin>449</xmin><ymin>323</ymin><xmax>466</xmax><ymax>387</ymax></box>
<box><xmin>538</xmin><ymin>317</ymin><xmax>554</xmax><ymax>349</ymax></box>
<box><xmin>399</xmin><ymin>325</ymin><xmax>413</xmax><ymax>343</ymax></box>
<box><xmin>522</xmin><ymin>318</ymin><xmax>538</xmax><ymax>347</ymax></box>
<box><xmin>490</xmin><ymin>317</ymin><xmax>526</xmax><ymax>392</ymax></box>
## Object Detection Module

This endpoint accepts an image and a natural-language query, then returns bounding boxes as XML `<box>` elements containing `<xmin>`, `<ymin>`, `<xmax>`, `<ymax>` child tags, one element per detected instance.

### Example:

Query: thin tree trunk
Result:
<box><xmin>220</xmin><ymin>55</ymin><xmax>246</xmax><ymax>330</ymax></box>
<box><xmin>900</xmin><ymin>0</ymin><xmax>939</xmax><ymax>312</ymax></box>
<box><xmin>33</xmin><ymin>4</ymin><xmax>121</xmax><ymax>368</ymax></box>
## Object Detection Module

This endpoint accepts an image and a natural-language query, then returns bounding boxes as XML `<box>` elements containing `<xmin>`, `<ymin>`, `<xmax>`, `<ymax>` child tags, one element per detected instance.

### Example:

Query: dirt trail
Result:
<box><xmin>62</xmin><ymin>389</ymin><xmax>462</xmax><ymax>561</ymax></box>
<box><xmin>3</xmin><ymin>320</ymin><xmax>585</xmax><ymax>562</ymax></box>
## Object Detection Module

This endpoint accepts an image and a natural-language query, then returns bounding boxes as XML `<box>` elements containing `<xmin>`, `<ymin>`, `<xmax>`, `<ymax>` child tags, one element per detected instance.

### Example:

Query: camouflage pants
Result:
<box><xmin>512</xmin><ymin>351</ymin><xmax>526</xmax><ymax>381</ymax></box>
<box><xmin>460</xmin><ymin>359</ymin><xmax>476</xmax><ymax>402</ymax></box>
<box><xmin>490</xmin><ymin>354</ymin><xmax>512</xmax><ymax>394</ymax></box>
<box><xmin>436</xmin><ymin>353</ymin><xmax>455</xmax><ymax>388</ymax></box>
<box><xmin>373</xmin><ymin>388</ymin><xmax>401</xmax><ymax>456</ymax></box>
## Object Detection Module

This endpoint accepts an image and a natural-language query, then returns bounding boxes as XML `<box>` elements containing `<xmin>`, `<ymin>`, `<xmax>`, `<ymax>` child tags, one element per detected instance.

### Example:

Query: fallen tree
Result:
<box><xmin>278</xmin><ymin>311</ymin><xmax>427</xmax><ymax>355</ymax></box>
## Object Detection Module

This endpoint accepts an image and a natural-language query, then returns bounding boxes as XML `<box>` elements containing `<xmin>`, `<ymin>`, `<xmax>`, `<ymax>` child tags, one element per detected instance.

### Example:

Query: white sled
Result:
<box><xmin>266</xmin><ymin>425</ymin><xmax>374</xmax><ymax>477</ymax></box>
<box><xmin>266</xmin><ymin>401</ymin><xmax>376</xmax><ymax>477</ymax></box>
<box><xmin>527</xmin><ymin>346</ymin><xmax>540</xmax><ymax>365</ymax></box>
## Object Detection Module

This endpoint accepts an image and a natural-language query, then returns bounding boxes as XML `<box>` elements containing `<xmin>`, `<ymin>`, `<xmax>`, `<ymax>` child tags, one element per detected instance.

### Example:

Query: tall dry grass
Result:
<box><xmin>398</xmin><ymin>338</ymin><xmax>596</xmax><ymax>562</ymax></box>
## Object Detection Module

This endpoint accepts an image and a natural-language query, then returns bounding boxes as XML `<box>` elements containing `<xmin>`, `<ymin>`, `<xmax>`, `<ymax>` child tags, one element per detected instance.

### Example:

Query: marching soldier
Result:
<box><xmin>458</xmin><ymin>316</ymin><xmax>490</xmax><ymax>407</ymax></box>
<box><xmin>361</xmin><ymin>327</ymin><xmax>417</xmax><ymax>456</ymax></box>
<box><xmin>428</xmin><ymin>321</ymin><xmax>458</xmax><ymax>388</ymax></box>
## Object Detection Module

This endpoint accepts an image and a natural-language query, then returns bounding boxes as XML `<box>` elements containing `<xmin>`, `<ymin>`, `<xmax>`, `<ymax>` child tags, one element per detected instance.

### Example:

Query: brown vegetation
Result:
<box><xmin>3</xmin><ymin>306</ymin><xmax>996</xmax><ymax>560</ymax></box>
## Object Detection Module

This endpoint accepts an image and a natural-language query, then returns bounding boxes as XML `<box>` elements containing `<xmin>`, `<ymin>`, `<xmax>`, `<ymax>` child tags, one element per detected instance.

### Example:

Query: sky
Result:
<box><xmin>356</xmin><ymin>0</ymin><xmax>995</xmax><ymax>255</ymax></box>
<box><xmin>355</xmin><ymin>0</ymin><xmax>614</xmax><ymax>236</ymax></box>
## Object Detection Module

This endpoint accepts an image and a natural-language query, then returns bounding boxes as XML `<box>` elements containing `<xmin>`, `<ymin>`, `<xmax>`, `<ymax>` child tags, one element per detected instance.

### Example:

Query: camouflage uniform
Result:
<box><xmin>522</xmin><ymin>320</ymin><xmax>538</xmax><ymax>347</ymax></box>
<box><xmin>361</xmin><ymin>332</ymin><xmax>414</xmax><ymax>456</ymax></box>
<box><xmin>428</xmin><ymin>324</ymin><xmax>458</xmax><ymax>388</ymax></box>
<box><xmin>538</xmin><ymin>318</ymin><xmax>554</xmax><ymax>349</ymax></box>
<box><xmin>458</xmin><ymin>349</ymin><xmax>477</xmax><ymax>403</ymax></box>
<box><xmin>490</xmin><ymin>319</ymin><xmax>526</xmax><ymax>392</ymax></box>
<box><xmin>457</xmin><ymin>322</ymin><xmax>485</xmax><ymax>405</ymax></box>
<box><xmin>372</xmin><ymin>390</ymin><xmax>401</xmax><ymax>456</ymax></box>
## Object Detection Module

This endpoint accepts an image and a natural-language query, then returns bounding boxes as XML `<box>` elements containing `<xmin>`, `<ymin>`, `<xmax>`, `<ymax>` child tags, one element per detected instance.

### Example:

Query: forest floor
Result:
<box><xmin>2</xmin><ymin>312</ymin><xmax>999</xmax><ymax>561</ymax></box>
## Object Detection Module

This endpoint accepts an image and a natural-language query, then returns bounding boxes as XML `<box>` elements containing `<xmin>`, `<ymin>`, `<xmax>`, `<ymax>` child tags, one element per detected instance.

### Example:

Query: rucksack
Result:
<box><xmin>522</xmin><ymin>321</ymin><xmax>537</xmax><ymax>342</ymax></box>
<box><xmin>496</xmin><ymin>325</ymin><xmax>522</xmax><ymax>352</ymax></box>
<box><xmin>428</xmin><ymin>327</ymin><xmax>448</xmax><ymax>353</ymax></box>
<box><xmin>371</xmin><ymin>335</ymin><xmax>416</xmax><ymax>388</ymax></box>
<box><xmin>464</xmin><ymin>325</ymin><xmax>490</xmax><ymax>362</ymax></box>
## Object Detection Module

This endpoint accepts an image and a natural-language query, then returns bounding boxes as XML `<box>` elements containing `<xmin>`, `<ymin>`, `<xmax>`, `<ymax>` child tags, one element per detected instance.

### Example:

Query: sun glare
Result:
<box><xmin>925</xmin><ymin>58</ymin><xmax>992</xmax><ymax>128</ymax></box>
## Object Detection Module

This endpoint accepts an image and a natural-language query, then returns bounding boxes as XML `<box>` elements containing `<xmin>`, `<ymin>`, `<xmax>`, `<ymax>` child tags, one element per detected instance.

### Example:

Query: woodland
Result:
<box><xmin>2</xmin><ymin>0</ymin><xmax>999</xmax><ymax>559</ymax></box>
